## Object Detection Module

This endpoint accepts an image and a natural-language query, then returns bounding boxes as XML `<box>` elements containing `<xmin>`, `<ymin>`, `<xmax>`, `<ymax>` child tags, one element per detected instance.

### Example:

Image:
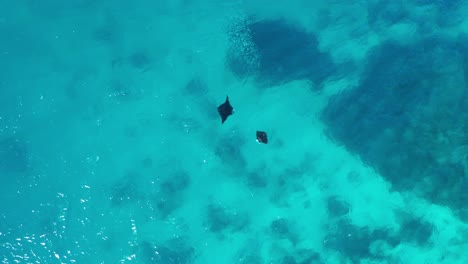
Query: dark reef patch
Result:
<box><xmin>160</xmin><ymin>171</ymin><xmax>191</xmax><ymax>194</ymax></box>
<box><xmin>155</xmin><ymin>171</ymin><xmax>191</xmax><ymax>218</ymax></box>
<box><xmin>185</xmin><ymin>78</ymin><xmax>207</xmax><ymax>95</ymax></box>
<box><xmin>367</xmin><ymin>1</ymin><xmax>409</xmax><ymax>28</ymax></box>
<box><xmin>270</xmin><ymin>167</ymin><xmax>309</xmax><ymax>207</ymax></box>
<box><xmin>246</xmin><ymin>171</ymin><xmax>268</xmax><ymax>188</ymax></box>
<box><xmin>110</xmin><ymin>169</ymin><xmax>191</xmax><ymax>219</ymax></box>
<box><xmin>278</xmin><ymin>249</ymin><xmax>323</xmax><ymax>264</ymax></box>
<box><xmin>235</xmin><ymin>240</ymin><xmax>264</xmax><ymax>264</ymax></box>
<box><xmin>398</xmin><ymin>216</ymin><xmax>434</xmax><ymax>246</ymax></box>
<box><xmin>281</xmin><ymin>256</ymin><xmax>296</xmax><ymax>264</ymax></box>
<box><xmin>0</xmin><ymin>136</ymin><xmax>30</xmax><ymax>174</ymax></box>
<box><xmin>92</xmin><ymin>14</ymin><xmax>121</xmax><ymax>45</ymax></box>
<box><xmin>326</xmin><ymin>196</ymin><xmax>350</xmax><ymax>218</ymax></box>
<box><xmin>324</xmin><ymin>220</ymin><xmax>397</xmax><ymax>261</ymax></box>
<box><xmin>214</xmin><ymin>133</ymin><xmax>246</xmax><ymax>170</ymax></box>
<box><xmin>138</xmin><ymin>238</ymin><xmax>194</xmax><ymax>264</ymax></box>
<box><xmin>205</xmin><ymin>203</ymin><xmax>249</xmax><ymax>234</ymax></box>
<box><xmin>226</xmin><ymin>18</ymin><xmax>336</xmax><ymax>87</ymax></box>
<box><xmin>456</xmin><ymin>33</ymin><xmax>468</xmax><ymax>86</ymax></box>
<box><xmin>322</xmin><ymin>37</ymin><xmax>468</xmax><ymax>220</ymax></box>
<box><xmin>270</xmin><ymin>218</ymin><xmax>298</xmax><ymax>245</ymax></box>
<box><xmin>129</xmin><ymin>50</ymin><xmax>152</xmax><ymax>70</ymax></box>
<box><xmin>93</xmin><ymin>27</ymin><xmax>118</xmax><ymax>43</ymax></box>
<box><xmin>110</xmin><ymin>171</ymin><xmax>142</xmax><ymax>206</ymax></box>
<box><xmin>414</xmin><ymin>0</ymin><xmax>462</xmax><ymax>9</ymax></box>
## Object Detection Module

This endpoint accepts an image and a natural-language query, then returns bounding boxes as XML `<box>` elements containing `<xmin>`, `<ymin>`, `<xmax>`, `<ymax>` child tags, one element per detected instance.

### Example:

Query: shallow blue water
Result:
<box><xmin>1</xmin><ymin>1</ymin><xmax>467</xmax><ymax>263</ymax></box>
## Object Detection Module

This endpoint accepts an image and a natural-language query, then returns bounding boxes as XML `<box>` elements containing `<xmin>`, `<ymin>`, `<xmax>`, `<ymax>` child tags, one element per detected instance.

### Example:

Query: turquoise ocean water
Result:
<box><xmin>1</xmin><ymin>1</ymin><xmax>467</xmax><ymax>263</ymax></box>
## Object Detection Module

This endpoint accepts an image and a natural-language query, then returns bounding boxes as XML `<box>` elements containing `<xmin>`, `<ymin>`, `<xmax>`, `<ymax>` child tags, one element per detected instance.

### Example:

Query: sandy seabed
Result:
<box><xmin>0</xmin><ymin>1</ymin><xmax>467</xmax><ymax>263</ymax></box>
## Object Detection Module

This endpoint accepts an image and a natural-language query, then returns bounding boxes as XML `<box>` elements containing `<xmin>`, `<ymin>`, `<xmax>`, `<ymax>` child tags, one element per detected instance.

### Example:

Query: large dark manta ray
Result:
<box><xmin>217</xmin><ymin>96</ymin><xmax>234</xmax><ymax>124</ymax></box>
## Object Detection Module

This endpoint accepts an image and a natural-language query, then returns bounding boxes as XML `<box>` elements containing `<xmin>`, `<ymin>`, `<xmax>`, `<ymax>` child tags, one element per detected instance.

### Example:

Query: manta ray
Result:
<box><xmin>217</xmin><ymin>96</ymin><xmax>234</xmax><ymax>124</ymax></box>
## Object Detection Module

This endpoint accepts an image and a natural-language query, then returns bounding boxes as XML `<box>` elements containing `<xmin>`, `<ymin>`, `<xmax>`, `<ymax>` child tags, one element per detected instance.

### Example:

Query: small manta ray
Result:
<box><xmin>217</xmin><ymin>96</ymin><xmax>234</xmax><ymax>124</ymax></box>
<box><xmin>256</xmin><ymin>131</ymin><xmax>268</xmax><ymax>144</ymax></box>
